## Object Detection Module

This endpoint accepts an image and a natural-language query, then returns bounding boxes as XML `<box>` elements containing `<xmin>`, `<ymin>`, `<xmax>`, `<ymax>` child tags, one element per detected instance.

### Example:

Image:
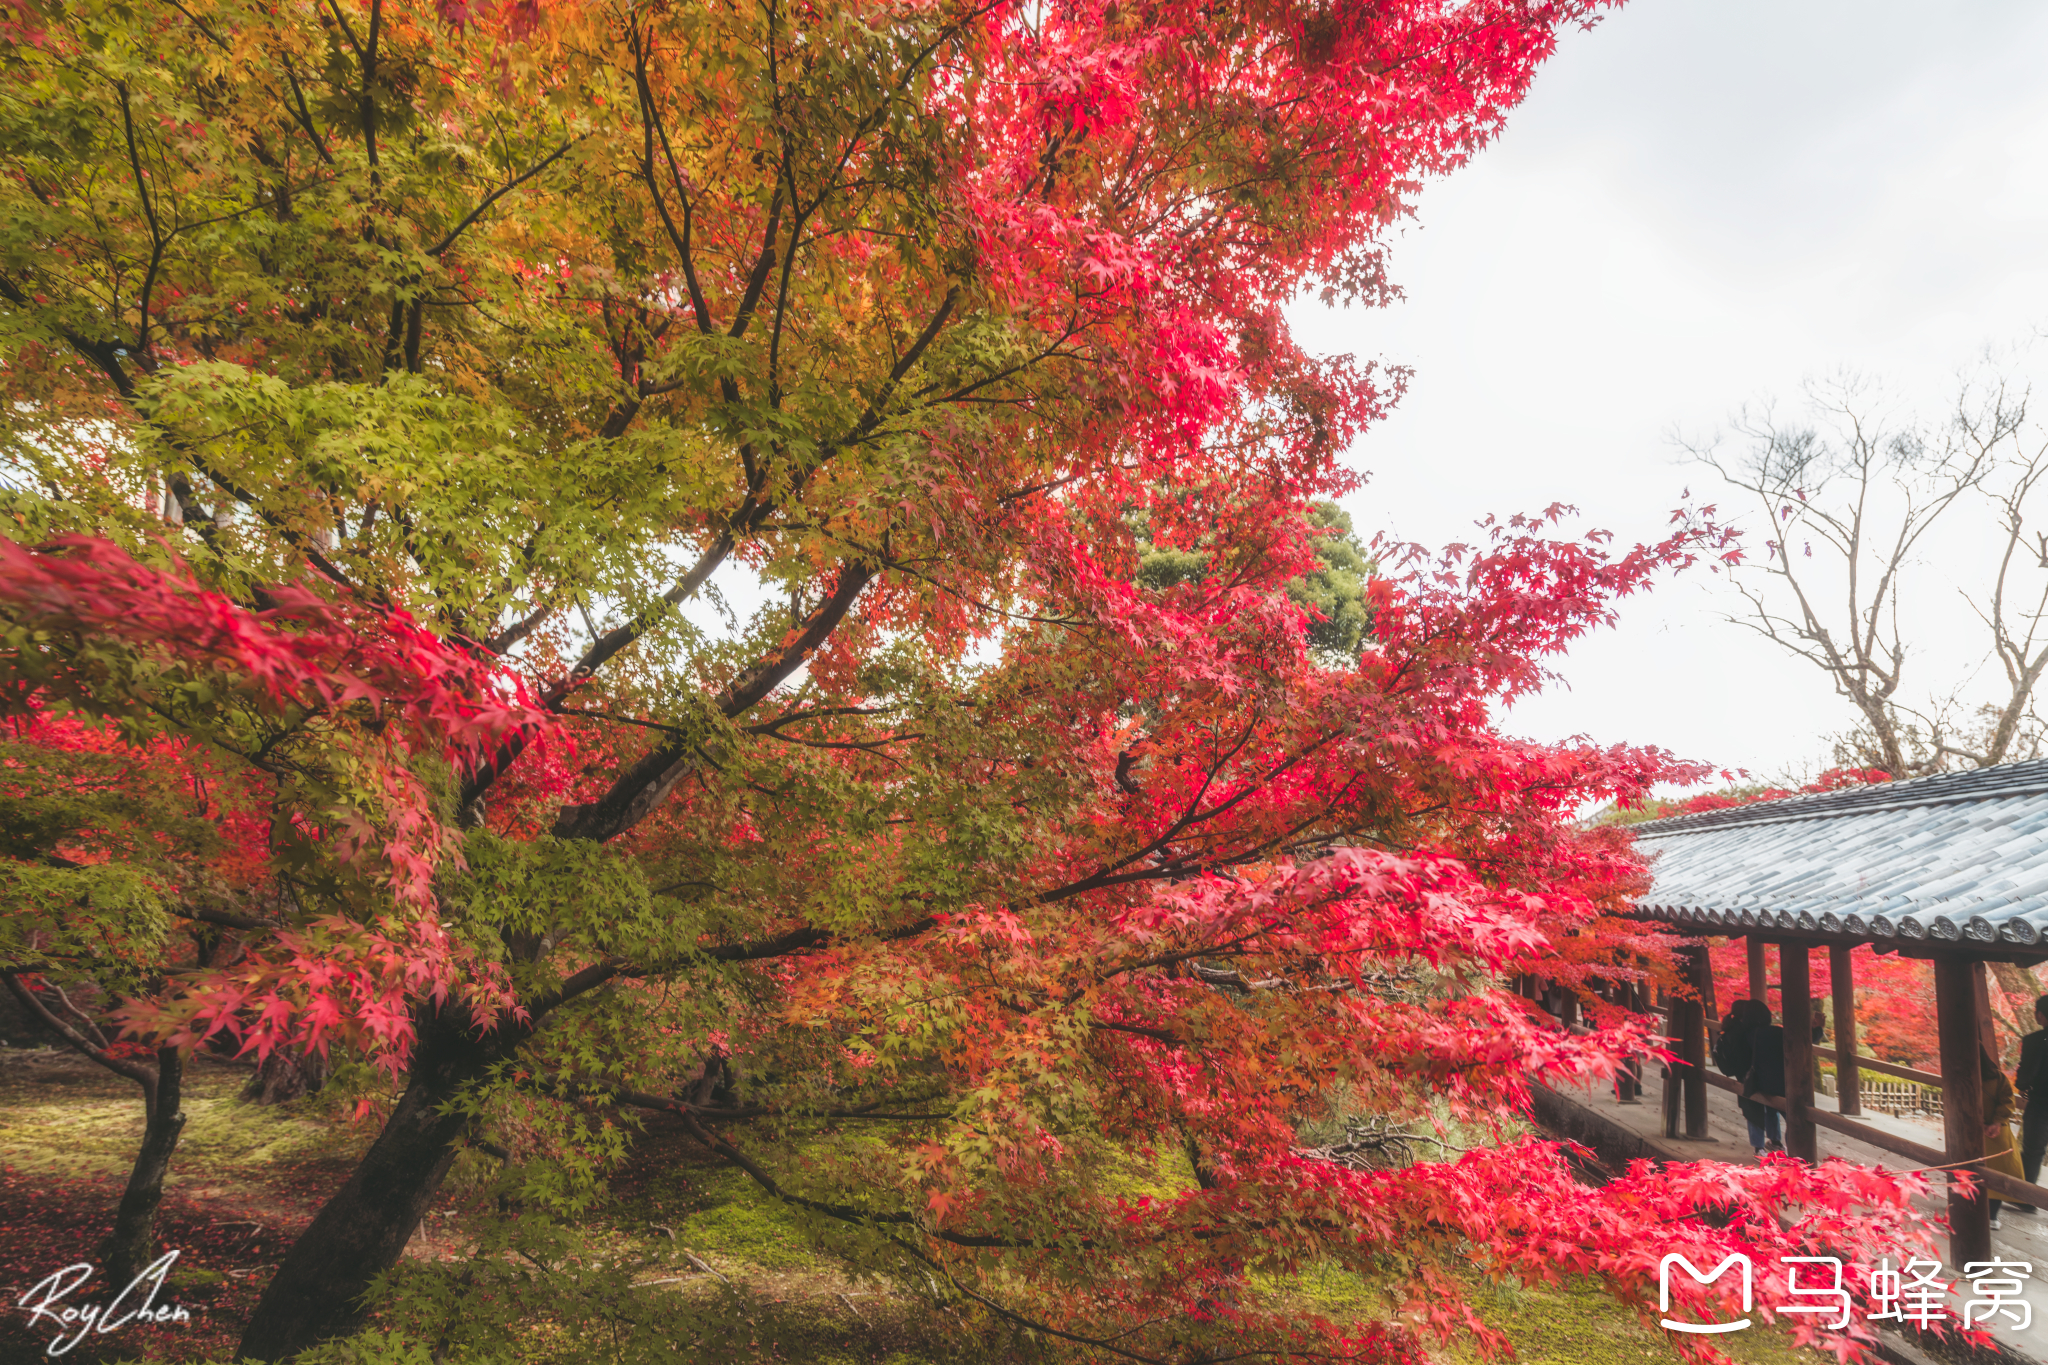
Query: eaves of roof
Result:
<box><xmin>1626</xmin><ymin>759</ymin><xmax>2048</xmax><ymax>955</ymax></box>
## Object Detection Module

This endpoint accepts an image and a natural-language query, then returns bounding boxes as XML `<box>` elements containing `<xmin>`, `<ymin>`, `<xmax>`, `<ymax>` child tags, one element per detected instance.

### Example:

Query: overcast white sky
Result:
<box><xmin>1289</xmin><ymin>0</ymin><xmax>2048</xmax><ymax>786</ymax></box>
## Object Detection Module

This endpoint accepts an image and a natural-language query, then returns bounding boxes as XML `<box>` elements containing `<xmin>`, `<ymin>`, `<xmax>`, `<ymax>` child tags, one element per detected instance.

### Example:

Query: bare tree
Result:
<box><xmin>1959</xmin><ymin>380</ymin><xmax>2048</xmax><ymax>767</ymax></box>
<box><xmin>1689</xmin><ymin>365</ymin><xmax>2048</xmax><ymax>776</ymax></box>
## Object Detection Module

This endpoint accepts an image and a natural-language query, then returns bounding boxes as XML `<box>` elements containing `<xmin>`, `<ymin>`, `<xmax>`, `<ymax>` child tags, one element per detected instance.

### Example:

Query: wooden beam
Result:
<box><xmin>1747</xmin><ymin>936</ymin><xmax>1768</xmax><ymax>1002</ymax></box>
<box><xmin>1810</xmin><ymin>1046</ymin><xmax>1939</xmax><ymax>1087</ymax></box>
<box><xmin>1830</xmin><ymin>945</ymin><xmax>1860</xmax><ymax>1117</ymax></box>
<box><xmin>1935</xmin><ymin>955</ymin><xmax>1991</xmax><ymax>1267</ymax></box>
<box><xmin>1782</xmin><ymin>945</ymin><xmax>1817</xmax><ymax>1160</ymax></box>
<box><xmin>1871</xmin><ymin>943</ymin><xmax>2048</xmax><ymax>966</ymax></box>
<box><xmin>1623</xmin><ymin>915</ymin><xmax>2048</xmax><ymax>967</ymax></box>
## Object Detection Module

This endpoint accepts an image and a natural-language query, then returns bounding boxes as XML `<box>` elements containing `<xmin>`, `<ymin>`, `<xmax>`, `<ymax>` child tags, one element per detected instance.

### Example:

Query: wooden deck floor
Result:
<box><xmin>1544</xmin><ymin>1065</ymin><xmax>2048</xmax><ymax>1363</ymax></box>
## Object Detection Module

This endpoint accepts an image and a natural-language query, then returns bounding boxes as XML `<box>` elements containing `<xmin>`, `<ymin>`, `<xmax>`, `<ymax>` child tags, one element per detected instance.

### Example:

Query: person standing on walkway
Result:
<box><xmin>1744</xmin><ymin>1004</ymin><xmax>1786</xmax><ymax>1155</ymax></box>
<box><xmin>1713</xmin><ymin>1000</ymin><xmax>1757</xmax><ymax>1083</ymax></box>
<box><xmin>1982</xmin><ymin>1046</ymin><xmax>2028</xmax><ymax>1229</ymax></box>
<box><xmin>1717</xmin><ymin>999</ymin><xmax>1784</xmax><ymax>1155</ymax></box>
<box><xmin>2015</xmin><ymin>994</ymin><xmax>2048</xmax><ymax>1185</ymax></box>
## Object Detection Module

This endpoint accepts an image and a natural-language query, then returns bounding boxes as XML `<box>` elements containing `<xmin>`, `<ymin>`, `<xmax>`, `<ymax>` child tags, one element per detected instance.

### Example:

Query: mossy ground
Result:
<box><xmin>0</xmin><ymin>1047</ymin><xmax>367</xmax><ymax>1194</ymax></box>
<box><xmin>583</xmin><ymin>1121</ymin><xmax>1835</xmax><ymax>1365</ymax></box>
<box><xmin>1284</xmin><ymin>1263</ymin><xmax>1832</xmax><ymax>1365</ymax></box>
<box><xmin>1450</xmin><ymin>1278</ymin><xmax>1821</xmax><ymax>1365</ymax></box>
<box><xmin>0</xmin><ymin>1049</ymin><xmax>384</xmax><ymax>1364</ymax></box>
<box><xmin>1</xmin><ymin>1047</ymin><xmax>1835</xmax><ymax>1364</ymax></box>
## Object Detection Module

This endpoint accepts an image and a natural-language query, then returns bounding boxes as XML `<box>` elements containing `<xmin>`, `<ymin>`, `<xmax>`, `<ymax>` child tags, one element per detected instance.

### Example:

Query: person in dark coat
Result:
<box><xmin>1715</xmin><ymin>1000</ymin><xmax>1783</xmax><ymax>1155</ymax></box>
<box><xmin>1714</xmin><ymin>1001</ymin><xmax>1758</xmax><ymax>1082</ymax></box>
<box><xmin>1739</xmin><ymin>1001</ymin><xmax>1786</xmax><ymax>1155</ymax></box>
<box><xmin>2014</xmin><ymin>993</ymin><xmax>2048</xmax><ymax>1188</ymax></box>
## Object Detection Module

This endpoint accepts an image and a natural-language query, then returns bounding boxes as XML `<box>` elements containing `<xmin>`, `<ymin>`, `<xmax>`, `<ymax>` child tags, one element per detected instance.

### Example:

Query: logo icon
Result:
<box><xmin>1660</xmin><ymin>1253</ymin><xmax>1754</xmax><ymax>1334</ymax></box>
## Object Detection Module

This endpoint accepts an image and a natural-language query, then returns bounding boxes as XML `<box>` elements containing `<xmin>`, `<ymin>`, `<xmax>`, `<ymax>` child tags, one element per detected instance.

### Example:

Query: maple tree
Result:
<box><xmin>0</xmin><ymin>0</ymin><xmax>1952</xmax><ymax>1361</ymax></box>
<box><xmin>1636</xmin><ymin>767</ymin><xmax>1895</xmax><ymax>819</ymax></box>
<box><xmin>0</xmin><ymin>537</ymin><xmax>541</xmax><ymax>1286</ymax></box>
<box><xmin>0</xmin><ymin>707</ymin><xmax>244</xmax><ymax>1287</ymax></box>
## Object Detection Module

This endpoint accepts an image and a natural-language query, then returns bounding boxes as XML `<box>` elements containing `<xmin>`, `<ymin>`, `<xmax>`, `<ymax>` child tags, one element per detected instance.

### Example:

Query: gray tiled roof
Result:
<box><xmin>1629</xmin><ymin>760</ymin><xmax>2048</xmax><ymax>949</ymax></box>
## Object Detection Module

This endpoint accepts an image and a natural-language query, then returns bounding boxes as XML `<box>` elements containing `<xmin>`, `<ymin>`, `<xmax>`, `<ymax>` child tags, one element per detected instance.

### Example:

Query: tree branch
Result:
<box><xmin>550</xmin><ymin>558</ymin><xmax>874</xmax><ymax>842</ymax></box>
<box><xmin>427</xmin><ymin>135</ymin><xmax>586</xmax><ymax>258</ymax></box>
<box><xmin>2</xmin><ymin>974</ymin><xmax>158</xmax><ymax>1105</ymax></box>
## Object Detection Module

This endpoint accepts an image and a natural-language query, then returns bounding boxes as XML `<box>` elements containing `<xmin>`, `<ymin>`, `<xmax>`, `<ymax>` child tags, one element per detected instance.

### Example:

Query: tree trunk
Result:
<box><xmin>0</xmin><ymin>977</ymin><xmax>189</xmax><ymax>1287</ymax></box>
<box><xmin>101</xmin><ymin>1046</ymin><xmax>185</xmax><ymax>1286</ymax></box>
<box><xmin>242</xmin><ymin>1046</ymin><xmax>331</xmax><ymax>1105</ymax></box>
<box><xmin>1863</xmin><ymin>698</ymin><xmax>1909</xmax><ymax>777</ymax></box>
<box><xmin>237</xmin><ymin>1010</ymin><xmax>497</xmax><ymax>1361</ymax></box>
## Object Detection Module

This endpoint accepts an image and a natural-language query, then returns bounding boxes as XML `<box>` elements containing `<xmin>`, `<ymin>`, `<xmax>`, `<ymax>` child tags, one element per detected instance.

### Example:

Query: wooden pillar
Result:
<box><xmin>1782</xmin><ymin>945</ymin><xmax>1817</xmax><ymax>1161</ymax></box>
<box><xmin>1935</xmin><ymin>955</ymin><xmax>1991</xmax><ymax>1269</ymax></box>
<box><xmin>1613</xmin><ymin>970</ymin><xmax>1630</xmax><ymax>1096</ymax></box>
<box><xmin>1747</xmin><ymin>936</ymin><xmax>1768</xmax><ymax>1003</ymax></box>
<box><xmin>1975</xmin><ymin>964</ymin><xmax>2001</xmax><ymax>1063</ymax></box>
<box><xmin>1613</xmin><ymin>973</ymin><xmax>1638</xmax><ymax>1103</ymax></box>
<box><xmin>1682</xmin><ymin>944</ymin><xmax>1709</xmax><ymax>1138</ymax></box>
<box><xmin>1830</xmin><ymin>944</ymin><xmax>1860</xmax><ymax>1117</ymax></box>
<box><xmin>1662</xmin><ymin>988</ymin><xmax>1683</xmax><ymax>1139</ymax></box>
<box><xmin>1630</xmin><ymin>978</ymin><xmax>1646</xmax><ymax>1105</ymax></box>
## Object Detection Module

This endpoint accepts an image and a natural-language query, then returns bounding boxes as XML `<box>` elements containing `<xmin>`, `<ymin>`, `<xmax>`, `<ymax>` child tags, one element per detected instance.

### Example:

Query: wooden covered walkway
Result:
<box><xmin>1565</xmin><ymin>764</ymin><xmax>2048</xmax><ymax>1272</ymax></box>
<box><xmin>1543</xmin><ymin>1059</ymin><xmax>2048</xmax><ymax>1362</ymax></box>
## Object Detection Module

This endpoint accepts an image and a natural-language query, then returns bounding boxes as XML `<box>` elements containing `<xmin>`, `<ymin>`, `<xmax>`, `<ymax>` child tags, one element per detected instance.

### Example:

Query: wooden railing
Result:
<box><xmin>1811</xmin><ymin>1045</ymin><xmax>1941</xmax><ymax>1087</ymax></box>
<box><xmin>1857</xmin><ymin>1078</ymin><xmax>1942</xmax><ymax>1119</ymax></box>
<box><xmin>1698</xmin><ymin>1071</ymin><xmax>2048</xmax><ymax>1212</ymax></box>
<box><xmin>1701</xmin><ymin>1032</ymin><xmax>1943</xmax><ymax>1087</ymax></box>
